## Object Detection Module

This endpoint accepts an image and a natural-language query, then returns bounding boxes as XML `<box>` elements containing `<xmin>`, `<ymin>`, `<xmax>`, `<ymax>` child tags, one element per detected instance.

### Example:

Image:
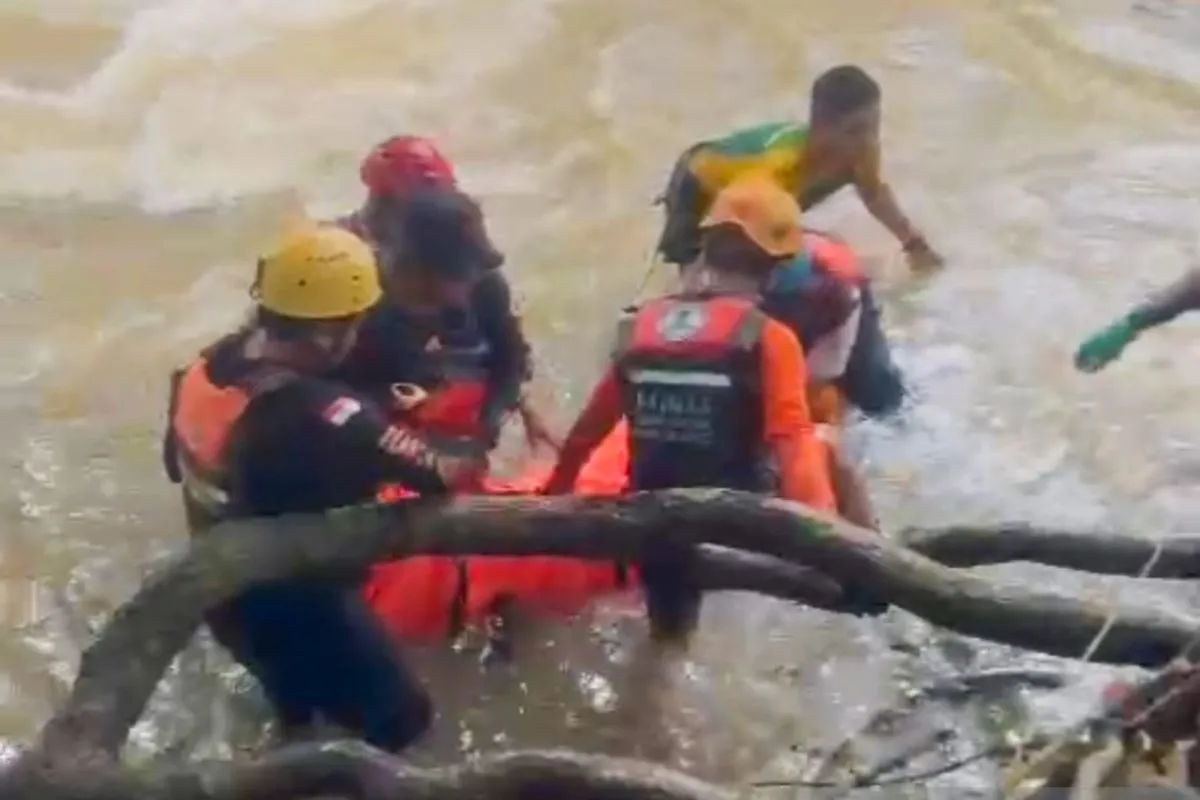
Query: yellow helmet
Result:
<box><xmin>252</xmin><ymin>224</ymin><xmax>382</xmax><ymax>320</ymax></box>
<box><xmin>700</xmin><ymin>176</ymin><xmax>804</xmax><ymax>259</ymax></box>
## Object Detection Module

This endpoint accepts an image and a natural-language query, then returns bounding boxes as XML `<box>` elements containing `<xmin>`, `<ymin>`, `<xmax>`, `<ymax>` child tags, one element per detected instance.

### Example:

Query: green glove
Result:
<box><xmin>1074</xmin><ymin>317</ymin><xmax>1138</xmax><ymax>373</ymax></box>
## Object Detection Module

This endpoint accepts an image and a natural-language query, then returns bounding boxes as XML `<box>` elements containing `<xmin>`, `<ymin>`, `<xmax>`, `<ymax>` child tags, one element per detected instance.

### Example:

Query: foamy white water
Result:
<box><xmin>0</xmin><ymin>0</ymin><xmax>1197</xmax><ymax>787</ymax></box>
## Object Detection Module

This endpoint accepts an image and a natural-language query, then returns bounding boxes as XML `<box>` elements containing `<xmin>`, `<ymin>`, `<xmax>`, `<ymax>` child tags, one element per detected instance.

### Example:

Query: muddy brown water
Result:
<box><xmin>0</xmin><ymin>0</ymin><xmax>1198</xmax><ymax>794</ymax></box>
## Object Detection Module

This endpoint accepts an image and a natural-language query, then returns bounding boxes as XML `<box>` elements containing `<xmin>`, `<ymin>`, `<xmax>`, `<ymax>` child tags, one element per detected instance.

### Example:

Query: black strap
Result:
<box><xmin>162</xmin><ymin>368</ymin><xmax>185</xmax><ymax>484</ymax></box>
<box><xmin>610</xmin><ymin>306</ymin><xmax>639</xmax><ymax>361</ymax></box>
<box><xmin>732</xmin><ymin>306</ymin><xmax>768</xmax><ymax>350</ymax></box>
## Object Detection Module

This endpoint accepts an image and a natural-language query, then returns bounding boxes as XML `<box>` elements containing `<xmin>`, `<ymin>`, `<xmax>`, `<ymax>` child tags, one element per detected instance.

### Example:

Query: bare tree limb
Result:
<box><xmin>11</xmin><ymin>489</ymin><xmax>1200</xmax><ymax>780</ymax></box>
<box><xmin>9</xmin><ymin>741</ymin><xmax>740</xmax><ymax>800</ymax></box>
<box><xmin>901</xmin><ymin>524</ymin><xmax>1200</xmax><ymax>578</ymax></box>
<box><xmin>691</xmin><ymin>546</ymin><xmax>845</xmax><ymax>609</ymax></box>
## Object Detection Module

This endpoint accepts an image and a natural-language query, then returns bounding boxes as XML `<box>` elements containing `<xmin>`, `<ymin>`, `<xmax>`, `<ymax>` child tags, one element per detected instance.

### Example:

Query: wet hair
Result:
<box><xmin>404</xmin><ymin>188</ymin><xmax>503</xmax><ymax>277</ymax></box>
<box><xmin>372</xmin><ymin>187</ymin><xmax>504</xmax><ymax>281</ymax></box>
<box><xmin>700</xmin><ymin>225</ymin><xmax>783</xmax><ymax>279</ymax></box>
<box><xmin>363</xmin><ymin>193</ymin><xmax>408</xmax><ymax>250</ymax></box>
<box><xmin>810</xmin><ymin>65</ymin><xmax>881</xmax><ymax>125</ymax></box>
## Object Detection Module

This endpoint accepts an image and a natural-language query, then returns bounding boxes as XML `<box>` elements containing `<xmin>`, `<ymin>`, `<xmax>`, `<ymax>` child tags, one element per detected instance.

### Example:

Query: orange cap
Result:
<box><xmin>700</xmin><ymin>177</ymin><xmax>804</xmax><ymax>258</ymax></box>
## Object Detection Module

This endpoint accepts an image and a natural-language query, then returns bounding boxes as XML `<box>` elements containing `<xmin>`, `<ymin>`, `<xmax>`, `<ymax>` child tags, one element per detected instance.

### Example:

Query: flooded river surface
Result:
<box><xmin>1</xmin><ymin>0</ymin><xmax>1199</xmax><ymax>791</ymax></box>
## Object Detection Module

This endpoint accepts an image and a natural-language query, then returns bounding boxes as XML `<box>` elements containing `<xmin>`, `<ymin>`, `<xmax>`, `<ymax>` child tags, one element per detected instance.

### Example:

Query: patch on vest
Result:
<box><xmin>322</xmin><ymin>396</ymin><xmax>362</xmax><ymax>427</ymax></box>
<box><xmin>656</xmin><ymin>303</ymin><xmax>708</xmax><ymax>342</ymax></box>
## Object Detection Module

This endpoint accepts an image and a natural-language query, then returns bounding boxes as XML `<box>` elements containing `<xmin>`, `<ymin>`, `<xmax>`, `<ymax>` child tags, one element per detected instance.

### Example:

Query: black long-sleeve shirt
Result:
<box><xmin>335</xmin><ymin>272</ymin><xmax>532</xmax><ymax>433</ymax></box>
<box><xmin>164</xmin><ymin>338</ymin><xmax>449</xmax><ymax>518</ymax></box>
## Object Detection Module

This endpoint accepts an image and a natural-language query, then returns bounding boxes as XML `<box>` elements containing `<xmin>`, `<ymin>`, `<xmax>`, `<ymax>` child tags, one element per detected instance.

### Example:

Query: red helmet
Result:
<box><xmin>360</xmin><ymin>135</ymin><xmax>457</xmax><ymax>198</ymax></box>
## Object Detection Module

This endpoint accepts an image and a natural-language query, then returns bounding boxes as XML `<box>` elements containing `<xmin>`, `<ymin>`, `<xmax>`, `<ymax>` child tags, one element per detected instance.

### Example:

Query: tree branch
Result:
<box><xmin>901</xmin><ymin>524</ymin><xmax>1200</xmax><ymax>578</ymax></box>
<box><xmin>12</xmin><ymin>742</ymin><xmax>740</xmax><ymax>800</ymax></box>
<box><xmin>14</xmin><ymin>489</ymin><xmax>1200</xmax><ymax>778</ymax></box>
<box><xmin>690</xmin><ymin>545</ymin><xmax>846</xmax><ymax>609</ymax></box>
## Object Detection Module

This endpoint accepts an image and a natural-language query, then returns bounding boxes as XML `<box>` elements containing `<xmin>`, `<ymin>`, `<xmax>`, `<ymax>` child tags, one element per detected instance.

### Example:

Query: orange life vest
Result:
<box><xmin>613</xmin><ymin>292</ymin><xmax>771</xmax><ymax>492</ymax></box>
<box><xmin>806</xmin><ymin>231</ymin><xmax>864</xmax><ymax>285</ymax></box>
<box><xmin>169</xmin><ymin>356</ymin><xmax>295</xmax><ymax>527</ymax></box>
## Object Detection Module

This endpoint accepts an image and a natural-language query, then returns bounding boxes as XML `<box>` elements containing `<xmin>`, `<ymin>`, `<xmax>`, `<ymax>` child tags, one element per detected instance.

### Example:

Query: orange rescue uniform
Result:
<box><xmin>544</xmin><ymin>292</ymin><xmax>835</xmax><ymax>510</ymax></box>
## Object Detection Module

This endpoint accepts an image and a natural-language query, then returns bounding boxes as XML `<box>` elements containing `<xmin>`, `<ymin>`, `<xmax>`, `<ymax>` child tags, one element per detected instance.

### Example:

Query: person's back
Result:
<box><xmin>612</xmin><ymin>291</ymin><xmax>776</xmax><ymax>493</ymax></box>
<box><xmin>195</xmin><ymin>341</ymin><xmax>439</xmax><ymax>516</ymax></box>
<box><xmin>546</xmin><ymin>177</ymin><xmax>836</xmax><ymax>513</ymax></box>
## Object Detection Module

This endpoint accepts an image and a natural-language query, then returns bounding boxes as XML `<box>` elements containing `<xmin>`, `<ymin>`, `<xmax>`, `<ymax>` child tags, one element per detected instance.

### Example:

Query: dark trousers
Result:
<box><xmin>837</xmin><ymin>284</ymin><xmax>906</xmax><ymax>418</ymax></box>
<box><xmin>208</xmin><ymin>579</ymin><xmax>432</xmax><ymax>752</ymax></box>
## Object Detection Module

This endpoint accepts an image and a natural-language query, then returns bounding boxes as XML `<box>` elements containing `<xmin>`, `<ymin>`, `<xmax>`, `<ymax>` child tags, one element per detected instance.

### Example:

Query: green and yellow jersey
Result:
<box><xmin>687</xmin><ymin>121</ymin><xmax>881</xmax><ymax>212</ymax></box>
<box><xmin>656</xmin><ymin>121</ymin><xmax>883</xmax><ymax>266</ymax></box>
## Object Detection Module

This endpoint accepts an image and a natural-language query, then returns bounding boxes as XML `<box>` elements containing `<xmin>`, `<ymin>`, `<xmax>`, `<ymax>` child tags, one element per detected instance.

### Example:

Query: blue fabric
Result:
<box><xmin>838</xmin><ymin>284</ymin><xmax>906</xmax><ymax>417</ymax></box>
<box><xmin>767</xmin><ymin>252</ymin><xmax>816</xmax><ymax>292</ymax></box>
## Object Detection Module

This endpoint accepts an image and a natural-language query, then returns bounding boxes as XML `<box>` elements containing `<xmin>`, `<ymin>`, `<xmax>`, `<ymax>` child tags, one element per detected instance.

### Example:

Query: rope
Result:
<box><xmin>1078</xmin><ymin>537</ymin><xmax>1167</xmax><ymax>663</ymax></box>
<box><xmin>999</xmin><ymin>534</ymin><xmax>1168</xmax><ymax>796</ymax></box>
<box><xmin>631</xmin><ymin>251</ymin><xmax>664</xmax><ymax>304</ymax></box>
<box><xmin>748</xmin><ymin>534</ymin><xmax>1173</xmax><ymax>793</ymax></box>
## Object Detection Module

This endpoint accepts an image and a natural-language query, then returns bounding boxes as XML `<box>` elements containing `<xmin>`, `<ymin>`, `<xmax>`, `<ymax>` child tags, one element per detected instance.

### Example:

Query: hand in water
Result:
<box><xmin>1074</xmin><ymin>319</ymin><xmax>1137</xmax><ymax>373</ymax></box>
<box><xmin>904</xmin><ymin>239</ymin><xmax>945</xmax><ymax>273</ymax></box>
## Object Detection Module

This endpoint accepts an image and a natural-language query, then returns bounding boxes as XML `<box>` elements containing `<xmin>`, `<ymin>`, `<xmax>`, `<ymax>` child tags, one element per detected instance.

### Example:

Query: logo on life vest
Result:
<box><xmin>656</xmin><ymin>304</ymin><xmax>708</xmax><ymax>343</ymax></box>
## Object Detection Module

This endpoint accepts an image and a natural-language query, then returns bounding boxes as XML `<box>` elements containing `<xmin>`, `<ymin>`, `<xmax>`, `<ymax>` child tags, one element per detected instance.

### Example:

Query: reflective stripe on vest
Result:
<box><xmin>626</xmin><ymin>368</ymin><xmax>734</xmax><ymax>387</ymax></box>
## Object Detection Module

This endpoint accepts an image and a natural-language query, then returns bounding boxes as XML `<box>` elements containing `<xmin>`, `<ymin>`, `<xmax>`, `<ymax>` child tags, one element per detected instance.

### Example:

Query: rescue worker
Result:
<box><xmin>337</xmin><ymin>136</ymin><xmax>538</xmax><ymax>452</ymax></box>
<box><xmin>163</xmin><ymin>224</ymin><xmax>482</xmax><ymax>751</ymax></box>
<box><xmin>543</xmin><ymin>178</ymin><xmax>847</xmax><ymax>646</ymax></box>
<box><xmin>1074</xmin><ymin>267</ymin><xmax>1200</xmax><ymax>373</ymax></box>
<box><xmin>655</xmin><ymin>64</ymin><xmax>943</xmax><ymax>273</ymax></box>
<box><xmin>335</xmin><ymin>184</ymin><xmax>535</xmax><ymax>459</ymax></box>
<box><xmin>543</xmin><ymin>177</ymin><xmax>837</xmax><ymax>509</ymax></box>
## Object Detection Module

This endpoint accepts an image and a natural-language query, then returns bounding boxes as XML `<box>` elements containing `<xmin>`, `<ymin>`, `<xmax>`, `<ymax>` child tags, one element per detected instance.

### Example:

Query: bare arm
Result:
<box><xmin>852</xmin><ymin>142</ymin><xmax>923</xmax><ymax>247</ymax></box>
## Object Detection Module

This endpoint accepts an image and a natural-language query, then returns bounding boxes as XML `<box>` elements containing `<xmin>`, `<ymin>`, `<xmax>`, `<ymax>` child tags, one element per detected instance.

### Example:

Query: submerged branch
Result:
<box><xmin>901</xmin><ymin>524</ymin><xmax>1200</xmax><ymax>578</ymax></box>
<box><xmin>10</xmin><ymin>489</ymin><xmax>1200</xmax><ymax>782</ymax></box>
<box><xmin>11</xmin><ymin>742</ymin><xmax>740</xmax><ymax>800</ymax></box>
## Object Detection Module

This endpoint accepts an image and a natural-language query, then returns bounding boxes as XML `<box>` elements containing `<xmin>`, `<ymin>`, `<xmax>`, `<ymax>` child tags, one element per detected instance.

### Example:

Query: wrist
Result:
<box><xmin>901</xmin><ymin>231</ymin><xmax>927</xmax><ymax>252</ymax></box>
<box><xmin>1121</xmin><ymin>311</ymin><xmax>1150</xmax><ymax>336</ymax></box>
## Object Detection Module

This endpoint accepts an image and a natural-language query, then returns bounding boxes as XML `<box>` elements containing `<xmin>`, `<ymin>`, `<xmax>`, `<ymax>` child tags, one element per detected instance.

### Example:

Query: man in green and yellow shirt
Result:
<box><xmin>655</xmin><ymin>65</ymin><xmax>942</xmax><ymax>274</ymax></box>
